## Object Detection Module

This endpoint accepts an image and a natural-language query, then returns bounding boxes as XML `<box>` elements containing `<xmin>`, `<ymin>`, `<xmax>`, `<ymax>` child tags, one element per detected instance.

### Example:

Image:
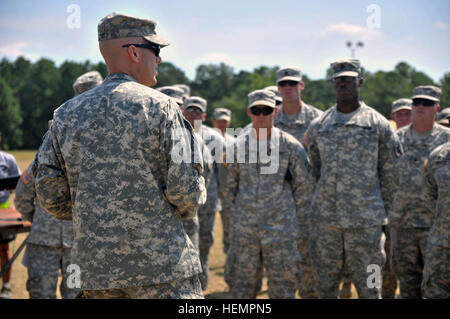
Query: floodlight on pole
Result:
<box><xmin>347</xmin><ymin>41</ymin><xmax>364</xmax><ymax>58</ymax></box>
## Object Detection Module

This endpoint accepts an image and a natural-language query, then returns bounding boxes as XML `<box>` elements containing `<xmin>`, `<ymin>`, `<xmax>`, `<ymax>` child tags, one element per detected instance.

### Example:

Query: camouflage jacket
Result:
<box><xmin>305</xmin><ymin>102</ymin><xmax>402</xmax><ymax>228</ymax></box>
<box><xmin>217</xmin><ymin>132</ymin><xmax>237</xmax><ymax>211</ymax></box>
<box><xmin>225</xmin><ymin>127</ymin><xmax>313</xmax><ymax>245</ymax></box>
<box><xmin>14</xmin><ymin>160</ymin><xmax>74</xmax><ymax>248</ymax></box>
<box><xmin>274</xmin><ymin>103</ymin><xmax>323</xmax><ymax>144</ymax></box>
<box><xmin>392</xmin><ymin>124</ymin><xmax>450</xmax><ymax>228</ymax></box>
<box><xmin>35</xmin><ymin>73</ymin><xmax>206</xmax><ymax>290</ymax></box>
<box><xmin>422</xmin><ymin>142</ymin><xmax>450</xmax><ymax>247</ymax></box>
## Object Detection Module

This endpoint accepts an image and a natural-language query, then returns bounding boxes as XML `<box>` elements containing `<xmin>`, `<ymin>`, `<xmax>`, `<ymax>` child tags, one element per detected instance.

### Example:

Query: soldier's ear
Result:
<box><xmin>126</xmin><ymin>45</ymin><xmax>140</xmax><ymax>63</ymax></box>
<box><xmin>358</xmin><ymin>77</ymin><xmax>364</xmax><ymax>87</ymax></box>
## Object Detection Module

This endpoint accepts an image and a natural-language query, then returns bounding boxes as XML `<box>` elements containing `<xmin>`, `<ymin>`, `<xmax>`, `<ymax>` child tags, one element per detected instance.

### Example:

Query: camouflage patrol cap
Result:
<box><xmin>248</xmin><ymin>89</ymin><xmax>276</xmax><ymax>108</ymax></box>
<box><xmin>185</xmin><ymin>96</ymin><xmax>207</xmax><ymax>113</ymax></box>
<box><xmin>213</xmin><ymin>108</ymin><xmax>231</xmax><ymax>121</ymax></box>
<box><xmin>276</xmin><ymin>66</ymin><xmax>302</xmax><ymax>83</ymax></box>
<box><xmin>98</xmin><ymin>12</ymin><xmax>169</xmax><ymax>47</ymax></box>
<box><xmin>330</xmin><ymin>59</ymin><xmax>361</xmax><ymax>78</ymax></box>
<box><xmin>391</xmin><ymin>98</ymin><xmax>412</xmax><ymax>114</ymax></box>
<box><xmin>264</xmin><ymin>85</ymin><xmax>282</xmax><ymax>103</ymax></box>
<box><xmin>156</xmin><ymin>86</ymin><xmax>184</xmax><ymax>105</ymax></box>
<box><xmin>173</xmin><ymin>84</ymin><xmax>191</xmax><ymax>100</ymax></box>
<box><xmin>73</xmin><ymin>71</ymin><xmax>103</xmax><ymax>95</ymax></box>
<box><xmin>412</xmin><ymin>85</ymin><xmax>441</xmax><ymax>103</ymax></box>
<box><xmin>436</xmin><ymin>108</ymin><xmax>450</xmax><ymax>124</ymax></box>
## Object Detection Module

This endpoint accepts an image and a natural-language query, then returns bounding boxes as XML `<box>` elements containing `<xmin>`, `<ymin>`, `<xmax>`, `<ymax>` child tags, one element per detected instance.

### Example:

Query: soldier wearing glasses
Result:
<box><xmin>224</xmin><ymin>89</ymin><xmax>311</xmax><ymax>299</ymax></box>
<box><xmin>304</xmin><ymin>59</ymin><xmax>402</xmax><ymax>299</ymax></box>
<box><xmin>274</xmin><ymin>66</ymin><xmax>322</xmax><ymax>299</ymax></box>
<box><xmin>391</xmin><ymin>86</ymin><xmax>450</xmax><ymax>299</ymax></box>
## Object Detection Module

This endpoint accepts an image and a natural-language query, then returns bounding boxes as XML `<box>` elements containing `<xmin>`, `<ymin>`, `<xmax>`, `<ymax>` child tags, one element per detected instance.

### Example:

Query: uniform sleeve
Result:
<box><xmin>14</xmin><ymin>163</ymin><xmax>37</xmax><ymax>222</ymax></box>
<box><xmin>289</xmin><ymin>141</ymin><xmax>314</xmax><ymax>226</ymax></box>
<box><xmin>378</xmin><ymin>123</ymin><xmax>403</xmax><ymax>217</ymax></box>
<box><xmin>35</xmin><ymin>124</ymin><xmax>73</xmax><ymax>220</ymax></box>
<box><xmin>161</xmin><ymin>107</ymin><xmax>207</xmax><ymax>219</ymax></box>
<box><xmin>304</xmin><ymin>124</ymin><xmax>321</xmax><ymax>183</ymax></box>
<box><xmin>422</xmin><ymin>158</ymin><xmax>438</xmax><ymax>215</ymax></box>
<box><xmin>222</xmin><ymin>140</ymin><xmax>239</xmax><ymax>211</ymax></box>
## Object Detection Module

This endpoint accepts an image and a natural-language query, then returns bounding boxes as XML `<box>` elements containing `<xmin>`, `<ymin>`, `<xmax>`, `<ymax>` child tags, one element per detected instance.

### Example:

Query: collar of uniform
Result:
<box><xmin>405</xmin><ymin>122</ymin><xmax>446</xmax><ymax>145</ymax></box>
<box><xmin>329</xmin><ymin>102</ymin><xmax>371</xmax><ymax>127</ymax></box>
<box><xmin>103</xmin><ymin>73</ymin><xmax>137</xmax><ymax>84</ymax></box>
<box><xmin>276</xmin><ymin>103</ymin><xmax>308</xmax><ymax>125</ymax></box>
<box><xmin>246</xmin><ymin>126</ymin><xmax>281</xmax><ymax>151</ymax></box>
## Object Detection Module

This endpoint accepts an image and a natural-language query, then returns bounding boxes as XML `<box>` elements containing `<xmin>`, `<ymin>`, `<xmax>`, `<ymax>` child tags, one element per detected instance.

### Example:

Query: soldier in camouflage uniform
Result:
<box><xmin>173</xmin><ymin>84</ymin><xmax>190</xmax><ymax>103</ymax></box>
<box><xmin>390</xmin><ymin>98</ymin><xmax>412</xmax><ymax>130</ymax></box>
<box><xmin>391</xmin><ymin>86</ymin><xmax>450</xmax><ymax>299</ymax></box>
<box><xmin>35</xmin><ymin>12</ymin><xmax>207</xmax><ymax>299</ymax></box>
<box><xmin>13</xmin><ymin>72</ymin><xmax>102</xmax><ymax>299</ymax></box>
<box><xmin>275</xmin><ymin>66</ymin><xmax>323</xmax><ymax>299</ymax></box>
<box><xmin>421</xmin><ymin>141</ymin><xmax>450</xmax><ymax>298</ymax></box>
<box><xmin>224</xmin><ymin>89</ymin><xmax>310</xmax><ymax>299</ymax></box>
<box><xmin>183</xmin><ymin>96</ymin><xmax>225</xmax><ymax>291</ymax></box>
<box><xmin>157</xmin><ymin>86</ymin><xmax>184</xmax><ymax>108</ymax></box>
<box><xmin>436</xmin><ymin>108</ymin><xmax>450</xmax><ymax>128</ymax></box>
<box><xmin>304</xmin><ymin>59</ymin><xmax>402</xmax><ymax>299</ymax></box>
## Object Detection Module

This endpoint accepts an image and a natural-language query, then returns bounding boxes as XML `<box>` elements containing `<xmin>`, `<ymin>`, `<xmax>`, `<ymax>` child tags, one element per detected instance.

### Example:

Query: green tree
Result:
<box><xmin>439</xmin><ymin>72</ymin><xmax>450</xmax><ymax>109</ymax></box>
<box><xmin>0</xmin><ymin>76</ymin><xmax>22</xmax><ymax>150</ymax></box>
<box><xmin>155</xmin><ymin>62</ymin><xmax>190</xmax><ymax>88</ymax></box>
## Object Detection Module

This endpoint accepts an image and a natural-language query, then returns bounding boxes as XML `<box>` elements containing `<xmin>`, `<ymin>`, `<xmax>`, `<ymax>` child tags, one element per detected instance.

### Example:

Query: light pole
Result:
<box><xmin>346</xmin><ymin>41</ymin><xmax>364</xmax><ymax>58</ymax></box>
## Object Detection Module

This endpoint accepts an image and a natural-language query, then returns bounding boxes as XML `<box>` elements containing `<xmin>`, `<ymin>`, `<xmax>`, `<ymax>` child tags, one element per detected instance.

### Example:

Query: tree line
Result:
<box><xmin>1</xmin><ymin>56</ymin><xmax>448</xmax><ymax>150</ymax></box>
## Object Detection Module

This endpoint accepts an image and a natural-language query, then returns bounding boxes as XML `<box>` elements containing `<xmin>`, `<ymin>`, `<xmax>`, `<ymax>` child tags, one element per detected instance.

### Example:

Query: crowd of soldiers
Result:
<box><xmin>1</xmin><ymin>12</ymin><xmax>448</xmax><ymax>299</ymax></box>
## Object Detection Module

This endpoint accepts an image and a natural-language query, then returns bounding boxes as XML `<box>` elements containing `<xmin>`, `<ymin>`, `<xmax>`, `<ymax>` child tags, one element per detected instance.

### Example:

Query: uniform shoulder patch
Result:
<box><xmin>20</xmin><ymin>170</ymin><xmax>32</xmax><ymax>185</ymax></box>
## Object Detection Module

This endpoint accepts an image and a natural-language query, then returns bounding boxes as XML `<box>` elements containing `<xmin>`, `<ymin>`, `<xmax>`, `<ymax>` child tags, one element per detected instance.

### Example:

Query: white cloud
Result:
<box><xmin>434</xmin><ymin>21</ymin><xmax>449</xmax><ymax>30</ymax></box>
<box><xmin>0</xmin><ymin>42</ymin><xmax>40</xmax><ymax>61</ymax></box>
<box><xmin>320</xmin><ymin>23</ymin><xmax>383</xmax><ymax>41</ymax></box>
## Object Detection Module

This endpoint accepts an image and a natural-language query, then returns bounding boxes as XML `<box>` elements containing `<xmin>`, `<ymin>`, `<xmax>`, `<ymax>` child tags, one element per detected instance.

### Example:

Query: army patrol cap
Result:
<box><xmin>173</xmin><ymin>84</ymin><xmax>191</xmax><ymax>99</ymax></box>
<box><xmin>391</xmin><ymin>98</ymin><xmax>412</xmax><ymax>114</ymax></box>
<box><xmin>436</xmin><ymin>108</ymin><xmax>450</xmax><ymax>125</ymax></box>
<box><xmin>156</xmin><ymin>86</ymin><xmax>184</xmax><ymax>105</ymax></box>
<box><xmin>213</xmin><ymin>108</ymin><xmax>231</xmax><ymax>121</ymax></box>
<box><xmin>73</xmin><ymin>71</ymin><xmax>103</xmax><ymax>95</ymax></box>
<box><xmin>98</xmin><ymin>12</ymin><xmax>169</xmax><ymax>47</ymax></box>
<box><xmin>276</xmin><ymin>66</ymin><xmax>302</xmax><ymax>83</ymax></box>
<box><xmin>185</xmin><ymin>96</ymin><xmax>207</xmax><ymax>113</ymax></box>
<box><xmin>248</xmin><ymin>89</ymin><xmax>276</xmax><ymax>108</ymax></box>
<box><xmin>330</xmin><ymin>59</ymin><xmax>361</xmax><ymax>79</ymax></box>
<box><xmin>264</xmin><ymin>85</ymin><xmax>282</xmax><ymax>103</ymax></box>
<box><xmin>412</xmin><ymin>85</ymin><xmax>441</xmax><ymax>103</ymax></box>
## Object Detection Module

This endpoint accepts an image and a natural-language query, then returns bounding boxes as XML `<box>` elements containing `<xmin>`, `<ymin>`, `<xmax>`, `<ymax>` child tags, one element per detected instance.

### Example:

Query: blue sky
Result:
<box><xmin>0</xmin><ymin>0</ymin><xmax>449</xmax><ymax>82</ymax></box>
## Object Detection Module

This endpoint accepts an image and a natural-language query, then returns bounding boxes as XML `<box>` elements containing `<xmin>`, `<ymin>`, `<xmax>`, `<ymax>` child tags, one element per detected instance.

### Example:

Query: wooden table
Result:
<box><xmin>0</xmin><ymin>208</ymin><xmax>31</xmax><ymax>237</ymax></box>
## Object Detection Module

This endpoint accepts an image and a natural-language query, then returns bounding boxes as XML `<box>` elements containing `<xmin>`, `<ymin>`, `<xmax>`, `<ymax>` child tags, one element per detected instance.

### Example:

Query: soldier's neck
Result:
<box><xmin>412</xmin><ymin>121</ymin><xmax>434</xmax><ymax>133</ymax></box>
<box><xmin>337</xmin><ymin>100</ymin><xmax>360</xmax><ymax>113</ymax></box>
<box><xmin>282</xmin><ymin>99</ymin><xmax>302</xmax><ymax>115</ymax></box>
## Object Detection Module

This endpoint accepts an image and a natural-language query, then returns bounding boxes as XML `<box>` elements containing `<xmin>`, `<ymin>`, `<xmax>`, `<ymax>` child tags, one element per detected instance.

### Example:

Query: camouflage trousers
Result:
<box><xmin>26</xmin><ymin>243</ymin><xmax>79</xmax><ymax>299</ymax></box>
<box><xmin>297</xmin><ymin>226</ymin><xmax>318</xmax><ymax>299</ymax></box>
<box><xmin>219</xmin><ymin>207</ymin><xmax>231</xmax><ymax>254</ymax></box>
<box><xmin>391</xmin><ymin>227</ymin><xmax>428</xmax><ymax>299</ymax></box>
<box><xmin>309</xmin><ymin>224</ymin><xmax>385</xmax><ymax>299</ymax></box>
<box><xmin>198</xmin><ymin>206</ymin><xmax>217</xmax><ymax>291</ymax></box>
<box><xmin>421</xmin><ymin>238</ymin><xmax>450</xmax><ymax>299</ymax></box>
<box><xmin>79</xmin><ymin>275</ymin><xmax>204</xmax><ymax>299</ymax></box>
<box><xmin>382</xmin><ymin>225</ymin><xmax>397</xmax><ymax>299</ymax></box>
<box><xmin>182</xmin><ymin>215</ymin><xmax>199</xmax><ymax>251</ymax></box>
<box><xmin>225</xmin><ymin>238</ymin><xmax>301</xmax><ymax>299</ymax></box>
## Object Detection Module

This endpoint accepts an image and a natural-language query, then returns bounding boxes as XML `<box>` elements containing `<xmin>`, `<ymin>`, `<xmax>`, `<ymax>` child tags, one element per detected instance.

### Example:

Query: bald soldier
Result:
<box><xmin>35</xmin><ymin>12</ymin><xmax>206</xmax><ymax>299</ymax></box>
<box><xmin>305</xmin><ymin>59</ymin><xmax>402</xmax><ymax>299</ymax></box>
<box><xmin>224</xmin><ymin>89</ymin><xmax>310</xmax><ymax>298</ymax></box>
<box><xmin>275</xmin><ymin>66</ymin><xmax>322</xmax><ymax>299</ymax></box>
<box><xmin>421</xmin><ymin>142</ymin><xmax>450</xmax><ymax>298</ymax></box>
<box><xmin>391</xmin><ymin>86</ymin><xmax>450</xmax><ymax>299</ymax></box>
<box><xmin>14</xmin><ymin>71</ymin><xmax>102</xmax><ymax>299</ymax></box>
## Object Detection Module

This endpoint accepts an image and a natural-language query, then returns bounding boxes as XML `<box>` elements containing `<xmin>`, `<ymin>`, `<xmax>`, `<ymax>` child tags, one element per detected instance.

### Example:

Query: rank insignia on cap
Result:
<box><xmin>21</xmin><ymin>171</ymin><xmax>32</xmax><ymax>185</ymax></box>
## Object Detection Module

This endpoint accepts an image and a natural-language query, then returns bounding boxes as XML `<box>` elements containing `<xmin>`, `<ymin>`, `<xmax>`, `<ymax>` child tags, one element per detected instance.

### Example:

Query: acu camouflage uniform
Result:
<box><xmin>391</xmin><ymin>123</ymin><xmax>450</xmax><ymax>298</ymax></box>
<box><xmin>224</xmin><ymin>125</ymin><xmax>311</xmax><ymax>299</ymax></box>
<box><xmin>421</xmin><ymin>142</ymin><xmax>450</xmax><ymax>298</ymax></box>
<box><xmin>35</xmin><ymin>71</ymin><xmax>206</xmax><ymax>297</ymax></box>
<box><xmin>273</xmin><ymin>102</ymin><xmax>322</xmax><ymax>299</ymax></box>
<box><xmin>14</xmin><ymin>159</ymin><xmax>79</xmax><ymax>299</ymax></box>
<box><xmin>305</xmin><ymin>102</ymin><xmax>402</xmax><ymax>299</ymax></box>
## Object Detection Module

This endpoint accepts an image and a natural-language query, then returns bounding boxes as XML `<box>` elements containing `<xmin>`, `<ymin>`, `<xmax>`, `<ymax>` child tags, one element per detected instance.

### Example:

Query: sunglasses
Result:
<box><xmin>275</xmin><ymin>100</ymin><xmax>282</xmax><ymax>106</ymax></box>
<box><xmin>122</xmin><ymin>43</ymin><xmax>160</xmax><ymax>57</ymax></box>
<box><xmin>185</xmin><ymin>107</ymin><xmax>204</xmax><ymax>114</ymax></box>
<box><xmin>333</xmin><ymin>76</ymin><xmax>356</xmax><ymax>83</ymax></box>
<box><xmin>278</xmin><ymin>80</ymin><xmax>299</xmax><ymax>87</ymax></box>
<box><xmin>250</xmin><ymin>106</ymin><xmax>274</xmax><ymax>116</ymax></box>
<box><xmin>412</xmin><ymin>99</ymin><xmax>436</xmax><ymax>107</ymax></box>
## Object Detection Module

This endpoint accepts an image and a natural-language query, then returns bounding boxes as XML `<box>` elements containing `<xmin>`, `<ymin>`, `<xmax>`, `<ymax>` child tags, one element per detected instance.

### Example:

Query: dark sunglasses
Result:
<box><xmin>412</xmin><ymin>99</ymin><xmax>436</xmax><ymax>107</ymax></box>
<box><xmin>278</xmin><ymin>80</ymin><xmax>299</xmax><ymax>87</ymax></box>
<box><xmin>333</xmin><ymin>76</ymin><xmax>356</xmax><ymax>83</ymax></box>
<box><xmin>275</xmin><ymin>100</ymin><xmax>282</xmax><ymax>106</ymax></box>
<box><xmin>185</xmin><ymin>107</ymin><xmax>204</xmax><ymax>114</ymax></box>
<box><xmin>122</xmin><ymin>43</ymin><xmax>160</xmax><ymax>57</ymax></box>
<box><xmin>250</xmin><ymin>106</ymin><xmax>274</xmax><ymax>116</ymax></box>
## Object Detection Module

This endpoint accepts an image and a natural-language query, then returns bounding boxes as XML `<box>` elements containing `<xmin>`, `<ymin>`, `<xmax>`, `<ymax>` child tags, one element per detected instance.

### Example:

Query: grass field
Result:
<box><xmin>3</xmin><ymin>150</ymin><xmax>357</xmax><ymax>299</ymax></box>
